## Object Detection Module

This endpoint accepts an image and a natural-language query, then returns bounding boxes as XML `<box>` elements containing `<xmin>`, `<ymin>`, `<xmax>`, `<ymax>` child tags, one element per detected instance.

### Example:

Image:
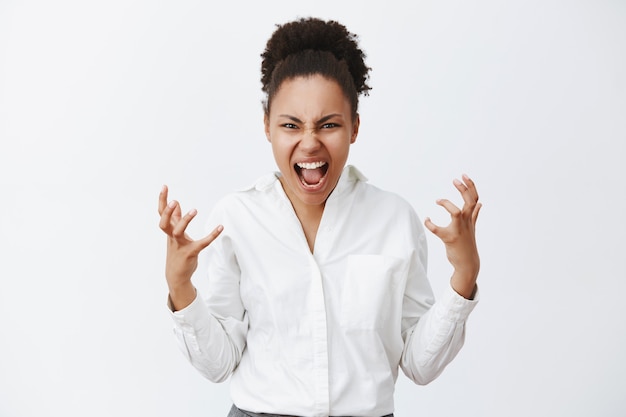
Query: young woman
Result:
<box><xmin>158</xmin><ymin>17</ymin><xmax>481</xmax><ymax>417</ymax></box>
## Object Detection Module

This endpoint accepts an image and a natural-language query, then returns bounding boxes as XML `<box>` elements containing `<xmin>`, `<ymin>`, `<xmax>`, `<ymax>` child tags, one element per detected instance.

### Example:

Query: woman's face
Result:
<box><xmin>265</xmin><ymin>74</ymin><xmax>359</xmax><ymax>211</ymax></box>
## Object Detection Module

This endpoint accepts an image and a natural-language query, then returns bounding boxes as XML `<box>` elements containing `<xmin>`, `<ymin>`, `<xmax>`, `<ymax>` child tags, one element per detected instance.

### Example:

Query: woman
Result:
<box><xmin>158</xmin><ymin>17</ymin><xmax>481</xmax><ymax>417</ymax></box>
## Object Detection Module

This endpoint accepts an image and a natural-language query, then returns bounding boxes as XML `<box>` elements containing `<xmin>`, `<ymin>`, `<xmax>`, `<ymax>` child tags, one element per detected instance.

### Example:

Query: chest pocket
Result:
<box><xmin>340</xmin><ymin>254</ymin><xmax>404</xmax><ymax>329</ymax></box>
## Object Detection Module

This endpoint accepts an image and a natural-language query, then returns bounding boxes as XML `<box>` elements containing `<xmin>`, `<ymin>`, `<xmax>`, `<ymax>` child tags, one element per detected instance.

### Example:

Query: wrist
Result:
<box><xmin>450</xmin><ymin>269</ymin><xmax>479</xmax><ymax>300</ymax></box>
<box><xmin>168</xmin><ymin>282</ymin><xmax>196</xmax><ymax>311</ymax></box>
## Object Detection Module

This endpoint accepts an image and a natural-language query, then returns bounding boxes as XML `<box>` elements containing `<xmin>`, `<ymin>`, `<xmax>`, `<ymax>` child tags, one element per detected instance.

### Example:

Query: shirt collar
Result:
<box><xmin>332</xmin><ymin>165</ymin><xmax>368</xmax><ymax>197</ymax></box>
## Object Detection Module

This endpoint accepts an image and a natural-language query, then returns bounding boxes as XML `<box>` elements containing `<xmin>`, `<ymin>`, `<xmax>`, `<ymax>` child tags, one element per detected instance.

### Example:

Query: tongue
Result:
<box><xmin>301</xmin><ymin>168</ymin><xmax>324</xmax><ymax>185</ymax></box>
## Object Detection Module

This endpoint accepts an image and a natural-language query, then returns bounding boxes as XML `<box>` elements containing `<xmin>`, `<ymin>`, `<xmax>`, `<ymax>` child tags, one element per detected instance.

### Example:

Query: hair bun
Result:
<box><xmin>261</xmin><ymin>17</ymin><xmax>371</xmax><ymax>95</ymax></box>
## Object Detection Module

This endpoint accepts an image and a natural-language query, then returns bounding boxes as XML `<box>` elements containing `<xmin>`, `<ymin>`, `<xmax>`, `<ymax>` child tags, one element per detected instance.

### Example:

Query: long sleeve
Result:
<box><xmin>169</xmin><ymin>291</ymin><xmax>248</xmax><ymax>382</ymax></box>
<box><xmin>397</xmin><ymin>204</ymin><xmax>479</xmax><ymax>385</ymax></box>
<box><xmin>400</xmin><ymin>284</ymin><xmax>479</xmax><ymax>384</ymax></box>
<box><xmin>168</xmin><ymin>202</ymin><xmax>248</xmax><ymax>383</ymax></box>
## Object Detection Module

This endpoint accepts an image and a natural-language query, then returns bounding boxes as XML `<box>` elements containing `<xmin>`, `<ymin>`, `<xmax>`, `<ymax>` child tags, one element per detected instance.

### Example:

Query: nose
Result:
<box><xmin>299</xmin><ymin>128</ymin><xmax>321</xmax><ymax>152</ymax></box>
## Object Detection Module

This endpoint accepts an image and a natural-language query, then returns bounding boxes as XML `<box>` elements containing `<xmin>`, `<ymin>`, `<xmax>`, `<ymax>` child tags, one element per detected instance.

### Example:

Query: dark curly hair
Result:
<box><xmin>261</xmin><ymin>17</ymin><xmax>371</xmax><ymax>118</ymax></box>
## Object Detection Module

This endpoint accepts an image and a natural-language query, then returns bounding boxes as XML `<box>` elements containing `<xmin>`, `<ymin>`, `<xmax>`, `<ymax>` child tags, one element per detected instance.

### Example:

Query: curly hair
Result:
<box><xmin>261</xmin><ymin>17</ymin><xmax>371</xmax><ymax>117</ymax></box>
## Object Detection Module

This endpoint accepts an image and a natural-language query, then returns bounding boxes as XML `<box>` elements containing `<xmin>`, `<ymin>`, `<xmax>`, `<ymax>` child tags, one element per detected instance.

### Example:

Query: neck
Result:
<box><xmin>295</xmin><ymin>204</ymin><xmax>324</xmax><ymax>253</ymax></box>
<box><xmin>279</xmin><ymin>178</ymin><xmax>325</xmax><ymax>253</ymax></box>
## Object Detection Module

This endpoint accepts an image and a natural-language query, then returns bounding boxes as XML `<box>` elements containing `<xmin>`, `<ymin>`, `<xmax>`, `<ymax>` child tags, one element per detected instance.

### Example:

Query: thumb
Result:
<box><xmin>196</xmin><ymin>224</ymin><xmax>224</xmax><ymax>251</ymax></box>
<box><xmin>424</xmin><ymin>217</ymin><xmax>438</xmax><ymax>234</ymax></box>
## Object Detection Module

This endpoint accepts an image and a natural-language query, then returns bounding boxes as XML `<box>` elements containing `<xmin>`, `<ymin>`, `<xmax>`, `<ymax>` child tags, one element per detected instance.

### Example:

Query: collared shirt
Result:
<box><xmin>169</xmin><ymin>165</ymin><xmax>478</xmax><ymax>417</ymax></box>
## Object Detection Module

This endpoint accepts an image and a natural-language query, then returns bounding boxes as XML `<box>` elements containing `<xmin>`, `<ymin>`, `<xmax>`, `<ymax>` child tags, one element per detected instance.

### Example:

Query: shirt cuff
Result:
<box><xmin>434</xmin><ymin>284</ymin><xmax>480</xmax><ymax>323</ymax></box>
<box><xmin>167</xmin><ymin>291</ymin><xmax>211</xmax><ymax>329</ymax></box>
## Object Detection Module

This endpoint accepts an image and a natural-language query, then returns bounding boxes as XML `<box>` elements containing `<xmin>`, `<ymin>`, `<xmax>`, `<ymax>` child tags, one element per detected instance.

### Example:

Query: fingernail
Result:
<box><xmin>188</xmin><ymin>209</ymin><xmax>197</xmax><ymax>216</ymax></box>
<box><xmin>453</xmin><ymin>179</ymin><xmax>463</xmax><ymax>186</ymax></box>
<box><xmin>168</xmin><ymin>200</ymin><xmax>176</xmax><ymax>208</ymax></box>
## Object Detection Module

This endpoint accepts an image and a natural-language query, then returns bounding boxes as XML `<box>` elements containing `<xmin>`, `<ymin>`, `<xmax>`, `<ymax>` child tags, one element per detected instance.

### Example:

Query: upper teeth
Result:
<box><xmin>297</xmin><ymin>161</ymin><xmax>326</xmax><ymax>169</ymax></box>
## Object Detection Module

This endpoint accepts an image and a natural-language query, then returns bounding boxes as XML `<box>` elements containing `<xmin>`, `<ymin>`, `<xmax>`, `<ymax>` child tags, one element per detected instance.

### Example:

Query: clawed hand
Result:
<box><xmin>424</xmin><ymin>175</ymin><xmax>482</xmax><ymax>298</ymax></box>
<box><xmin>158</xmin><ymin>185</ymin><xmax>223</xmax><ymax>309</ymax></box>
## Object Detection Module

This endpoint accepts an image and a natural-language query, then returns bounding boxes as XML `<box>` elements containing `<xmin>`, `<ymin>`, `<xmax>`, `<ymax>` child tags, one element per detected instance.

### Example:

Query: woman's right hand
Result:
<box><xmin>158</xmin><ymin>185</ymin><xmax>223</xmax><ymax>310</ymax></box>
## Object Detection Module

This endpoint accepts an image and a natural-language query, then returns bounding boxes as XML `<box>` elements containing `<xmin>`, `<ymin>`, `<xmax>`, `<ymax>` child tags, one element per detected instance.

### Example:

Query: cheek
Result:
<box><xmin>330</xmin><ymin>140</ymin><xmax>351</xmax><ymax>161</ymax></box>
<box><xmin>271</xmin><ymin>140</ymin><xmax>292</xmax><ymax>167</ymax></box>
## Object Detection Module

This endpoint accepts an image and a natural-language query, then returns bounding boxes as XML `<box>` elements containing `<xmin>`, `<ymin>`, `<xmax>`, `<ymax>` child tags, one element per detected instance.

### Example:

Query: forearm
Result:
<box><xmin>168</xmin><ymin>280</ymin><xmax>197</xmax><ymax>311</ymax></box>
<box><xmin>401</xmin><ymin>285</ymin><xmax>478</xmax><ymax>385</ymax></box>
<box><xmin>450</xmin><ymin>268</ymin><xmax>479</xmax><ymax>300</ymax></box>
<box><xmin>169</xmin><ymin>293</ymin><xmax>247</xmax><ymax>383</ymax></box>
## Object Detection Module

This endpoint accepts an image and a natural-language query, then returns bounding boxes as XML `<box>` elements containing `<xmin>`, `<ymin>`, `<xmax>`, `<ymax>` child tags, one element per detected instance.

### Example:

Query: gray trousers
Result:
<box><xmin>227</xmin><ymin>404</ymin><xmax>393</xmax><ymax>417</ymax></box>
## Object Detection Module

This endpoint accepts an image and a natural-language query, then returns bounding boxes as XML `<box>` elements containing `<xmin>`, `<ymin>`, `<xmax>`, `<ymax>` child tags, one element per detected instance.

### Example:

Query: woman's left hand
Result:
<box><xmin>425</xmin><ymin>174</ymin><xmax>482</xmax><ymax>299</ymax></box>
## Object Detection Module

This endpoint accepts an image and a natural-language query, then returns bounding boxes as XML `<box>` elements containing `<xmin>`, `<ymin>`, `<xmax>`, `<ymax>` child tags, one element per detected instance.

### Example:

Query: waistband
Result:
<box><xmin>228</xmin><ymin>404</ymin><xmax>394</xmax><ymax>417</ymax></box>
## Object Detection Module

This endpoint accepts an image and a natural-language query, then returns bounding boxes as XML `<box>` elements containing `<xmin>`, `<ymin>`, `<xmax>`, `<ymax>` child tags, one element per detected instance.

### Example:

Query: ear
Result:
<box><xmin>350</xmin><ymin>114</ymin><xmax>360</xmax><ymax>144</ymax></box>
<box><xmin>264</xmin><ymin>113</ymin><xmax>271</xmax><ymax>142</ymax></box>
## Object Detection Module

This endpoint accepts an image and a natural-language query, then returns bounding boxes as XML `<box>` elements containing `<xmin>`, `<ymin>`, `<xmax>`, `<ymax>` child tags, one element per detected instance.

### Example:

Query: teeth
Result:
<box><xmin>296</xmin><ymin>161</ymin><xmax>326</xmax><ymax>169</ymax></box>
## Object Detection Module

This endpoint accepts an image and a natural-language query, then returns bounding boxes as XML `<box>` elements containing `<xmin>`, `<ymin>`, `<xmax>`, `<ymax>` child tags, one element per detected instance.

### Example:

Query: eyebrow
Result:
<box><xmin>278</xmin><ymin>114</ymin><xmax>343</xmax><ymax>125</ymax></box>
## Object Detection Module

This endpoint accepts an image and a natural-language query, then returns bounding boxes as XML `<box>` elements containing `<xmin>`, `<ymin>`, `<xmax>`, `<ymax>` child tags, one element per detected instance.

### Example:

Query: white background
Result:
<box><xmin>1</xmin><ymin>0</ymin><xmax>625</xmax><ymax>416</ymax></box>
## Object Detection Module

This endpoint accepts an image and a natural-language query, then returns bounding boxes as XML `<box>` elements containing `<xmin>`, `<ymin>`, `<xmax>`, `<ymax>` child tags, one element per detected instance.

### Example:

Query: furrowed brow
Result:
<box><xmin>276</xmin><ymin>114</ymin><xmax>343</xmax><ymax>125</ymax></box>
<box><xmin>316</xmin><ymin>114</ymin><xmax>342</xmax><ymax>124</ymax></box>
<box><xmin>278</xmin><ymin>115</ymin><xmax>303</xmax><ymax>124</ymax></box>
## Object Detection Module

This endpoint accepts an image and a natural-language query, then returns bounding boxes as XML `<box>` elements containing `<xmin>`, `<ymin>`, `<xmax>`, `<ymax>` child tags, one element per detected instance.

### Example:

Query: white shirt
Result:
<box><xmin>169</xmin><ymin>165</ymin><xmax>478</xmax><ymax>417</ymax></box>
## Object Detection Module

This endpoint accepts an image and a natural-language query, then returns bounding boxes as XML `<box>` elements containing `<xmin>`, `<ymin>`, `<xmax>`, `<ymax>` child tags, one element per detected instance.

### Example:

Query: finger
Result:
<box><xmin>172</xmin><ymin>208</ymin><xmax>198</xmax><ymax>239</ymax></box>
<box><xmin>424</xmin><ymin>217</ymin><xmax>439</xmax><ymax>235</ymax></box>
<box><xmin>437</xmin><ymin>198</ymin><xmax>462</xmax><ymax>218</ymax></box>
<box><xmin>159</xmin><ymin>200</ymin><xmax>178</xmax><ymax>233</ymax></box>
<box><xmin>424</xmin><ymin>217</ymin><xmax>451</xmax><ymax>242</ymax></box>
<box><xmin>472</xmin><ymin>202</ymin><xmax>483</xmax><ymax>224</ymax></box>
<box><xmin>453</xmin><ymin>178</ymin><xmax>477</xmax><ymax>213</ymax></box>
<box><xmin>453</xmin><ymin>178</ymin><xmax>467</xmax><ymax>194</ymax></box>
<box><xmin>158</xmin><ymin>185</ymin><xmax>169</xmax><ymax>215</ymax></box>
<box><xmin>171</xmin><ymin>200</ymin><xmax>183</xmax><ymax>223</ymax></box>
<box><xmin>196</xmin><ymin>224</ymin><xmax>225</xmax><ymax>251</ymax></box>
<box><xmin>462</xmin><ymin>174</ymin><xmax>479</xmax><ymax>202</ymax></box>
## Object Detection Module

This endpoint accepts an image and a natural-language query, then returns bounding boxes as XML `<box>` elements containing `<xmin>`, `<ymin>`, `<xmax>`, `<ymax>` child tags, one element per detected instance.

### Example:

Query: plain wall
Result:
<box><xmin>1</xmin><ymin>0</ymin><xmax>624</xmax><ymax>416</ymax></box>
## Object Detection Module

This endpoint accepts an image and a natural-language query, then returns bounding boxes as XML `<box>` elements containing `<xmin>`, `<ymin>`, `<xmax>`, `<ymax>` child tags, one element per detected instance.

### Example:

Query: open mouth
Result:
<box><xmin>295</xmin><ymin>161</ymin><xmax>329</xmax><ymax>188</ymax></box>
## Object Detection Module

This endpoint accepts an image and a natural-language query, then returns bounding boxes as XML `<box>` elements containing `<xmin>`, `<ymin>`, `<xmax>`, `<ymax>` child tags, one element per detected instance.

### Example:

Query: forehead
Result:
<box><xmin>270</xmin><ymin>75</ymin><xmax>351</xmax><ymax>118</ymax></box>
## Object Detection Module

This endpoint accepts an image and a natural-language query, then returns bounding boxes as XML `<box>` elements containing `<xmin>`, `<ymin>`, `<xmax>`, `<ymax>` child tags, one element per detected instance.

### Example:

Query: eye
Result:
<box><xmin>282</xmin><ymin>123</ymin><xmax>298</xmax><ymax>129</ymax></box>
<box><xmin>321</xmin><ymin>123</ymin><xmax>339</xmax><ymax>129</ymax></box>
